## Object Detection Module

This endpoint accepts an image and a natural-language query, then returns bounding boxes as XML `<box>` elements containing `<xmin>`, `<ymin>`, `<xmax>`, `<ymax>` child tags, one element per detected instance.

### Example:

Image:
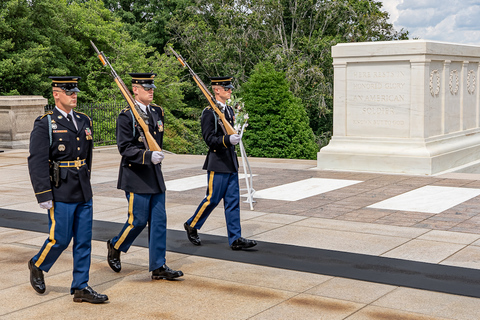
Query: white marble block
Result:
<box><xmin>0</xmin><ymin>96</ymin><xmax>47</xmax><ymax>149</ymax></box>
<box><xmin>317</xmin><ymin>40</ymin><xmax>480</xmax><ymax>175</ymax></box>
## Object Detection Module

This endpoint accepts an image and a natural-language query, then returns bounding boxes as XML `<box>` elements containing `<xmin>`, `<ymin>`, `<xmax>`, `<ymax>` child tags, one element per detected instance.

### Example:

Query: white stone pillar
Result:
<box><xmin>318</xmin><ymin>40</ymin><xmax>480</xmax><ymax>175</ymax></box>
<box><xmin>0</xmin><ymin>96</ymin><xmax>47</xmax><ymax>149</ymax></box>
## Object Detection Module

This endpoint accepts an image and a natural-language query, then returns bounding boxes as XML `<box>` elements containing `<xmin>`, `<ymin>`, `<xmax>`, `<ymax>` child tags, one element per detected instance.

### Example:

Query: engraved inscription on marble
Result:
<box><xmin>346</xmin><ymin>63</ymin><xmax>410</xmax><ymax>137</ymax></box>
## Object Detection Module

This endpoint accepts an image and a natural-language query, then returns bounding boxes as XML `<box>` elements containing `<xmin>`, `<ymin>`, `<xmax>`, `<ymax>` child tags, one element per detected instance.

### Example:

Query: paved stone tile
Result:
<box><xmin>381</xmin><ymin>239</ymin><xmax>466</xmax><ymax>264</ymax></box>
<box><xmin>251</xmin><ymin>225</ymin><xmax>411</xmax><ymax>255</ymax></box>
<box><xmin>372</xmin><ymin>287</ymin><xmax>480</xmax><ymax>320</ymax></box>
<box><xmin>180</xmin><ymin>255</ymin><xmax>332</xmax><ymax>292</ymax></box>
<box><xmin>449</xmin><ymin>222</ymin><xmax>480</xmax><ymax>234</ymax></box>
<box><xmin>306</xmin><ymin>277</ymin><xmax>396</xmax><ymax>304</ymax></box>
<box><xmin>416</xmin><ymin>230</ymin><xmax>480</xmax><ymax>244</ymax></box>
<box><xmin>429</xmin><ymin>179</ymin><xmax>472</xmax><ymax>187</ymax></box>
<box><xmin>249</xmin><ymin>293</ymin><xmax>364</xmax><ymax>320</ymax></box>
<box><xmin>441</xmin><ymin>245</ymin><xmax>480</xmax><ymax>269</ymax></box>
<box><xmin>335</xmin><ymin>208</ymin><xmax>392</xmax><ymax>223</ymax></box>
<box><xmin>293</xmin><ymin>217</ymin><xmax>428</xmax><ymax>238</ymax></box>
<box><xmin>346</xmin><ymin>305</ymin><xmax>451</xmax><ymax>320</ymax></box>
<box><xmin>374</xmin><ymin>211</ymin><xmax>434</xmax><ymax>227</ymax></box>
<box><xmin>414</xmin><ymin>220</ymin><xmax>462</xmax><ymax>230</ymax></box>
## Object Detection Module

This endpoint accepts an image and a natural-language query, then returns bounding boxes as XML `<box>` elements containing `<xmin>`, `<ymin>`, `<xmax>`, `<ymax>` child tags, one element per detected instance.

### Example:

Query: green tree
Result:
<box><xmin>241</xmin><ymin>61</ymin><xmax>318</xmax><ymax>159</ymax></box>
<box><xmin>0</xmin><ymin>0</ymin><xmax>199</xmax><ymax>153</ymax></box>
<box><xmin>168</xmin><ymin>0</ymin><xmax>409</xmax><ymax>147</ymax></box>
<box><xmin>97</xmin><ymin>0</ymin><xmax>194</xmax><ymax>51</ymax></box>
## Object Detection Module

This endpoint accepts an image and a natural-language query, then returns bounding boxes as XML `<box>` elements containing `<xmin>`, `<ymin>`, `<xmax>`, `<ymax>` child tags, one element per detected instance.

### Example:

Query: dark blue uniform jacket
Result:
<box><xmin>116</xmin><ymin>104</ymin><xmax>166</xmax><ymax>194</ymax></box>
<box><xmin>28</xmin><ymin>108</ymin><xmax>93</xmax><ymax>203</ymax></box>
<box><xmin>201</xmin><ymin>105</ymin><xmax>239</xmax><ymax>173</ymax></box>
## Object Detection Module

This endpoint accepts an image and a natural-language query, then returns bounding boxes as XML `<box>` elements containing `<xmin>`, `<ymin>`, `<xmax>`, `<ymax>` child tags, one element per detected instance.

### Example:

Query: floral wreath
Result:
<box><xmin>228</xmin><ymin>95</ymin><xmax>249</xmax><ymax>134</ymax></box>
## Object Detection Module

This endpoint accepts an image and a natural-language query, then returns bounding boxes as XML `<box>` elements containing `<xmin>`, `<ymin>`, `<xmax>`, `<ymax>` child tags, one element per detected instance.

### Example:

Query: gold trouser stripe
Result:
<box><xmin>36</xmin><ymin>204</ymin><xmax>57</xmax><ymax>267</ymax></box>
<box><xmin>191</xmin><ymin>172</ymin><xmax>215</xmax><ymax>227</ymax></box>
<box><xmin>115</xmin><ymin>192</ymin><xmax>135</xmax><ymax>250</ymax></box>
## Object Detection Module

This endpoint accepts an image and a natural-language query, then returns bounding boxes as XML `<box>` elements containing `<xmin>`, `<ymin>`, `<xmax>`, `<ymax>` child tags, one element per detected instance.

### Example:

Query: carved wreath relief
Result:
<box><xmin>449</xmin><ymin>70</ymin><xmax>459</xmax><ymax>95</ymax></box>
<box><xmin>467</xmin><ymin>70</ymin><xmax>476</xmax><ymax>95</ymax></box>
<box><xmin>430</xmin><ymin>70</ymin><xmax>440</xmax><ymax>97</ymax></box>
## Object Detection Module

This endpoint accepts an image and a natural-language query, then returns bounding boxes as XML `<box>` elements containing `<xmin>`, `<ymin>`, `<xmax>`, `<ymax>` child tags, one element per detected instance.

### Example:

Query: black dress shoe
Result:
<box><xmin>28</xmin><ymin>258</ymin><xmax>45</xmax><ymax>294</ymax></box>
<box><xmin>230</xmin><ymin>237</ymin><xmax>257</xmax><ymax>250</ymax></box>
<box><xmin>184</xmin><ymin>222</ymin><xmax>201</xmax><ymax>246</ymax></box>
<box><xmin>152</xmin><ymin>264</ymin><xmax>184</xmax><ymax>280</ymax></box>
<box><xmin>107</xmin><ymin>239</ymin><xmax>121</xmax><ymax>273</ymax></box>
<box><xmin>73</xmin><ymin>286</ymin><xmax>108</xmax><ymax>304</ymax></box>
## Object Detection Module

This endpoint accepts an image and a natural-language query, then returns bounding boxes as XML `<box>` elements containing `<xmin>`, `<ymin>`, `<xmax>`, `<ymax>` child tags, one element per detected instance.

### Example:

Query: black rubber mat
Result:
<box><xmin>2</xmin><ymin>208</ymin><xmax>480</xmax><ymax>298</ymax></box>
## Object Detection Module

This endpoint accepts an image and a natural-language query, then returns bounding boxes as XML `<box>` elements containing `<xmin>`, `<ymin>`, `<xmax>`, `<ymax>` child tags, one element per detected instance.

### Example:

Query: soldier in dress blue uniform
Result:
<box><xmin>184</xmin><ymin>76</ymin><xmax>257</xmax><ymax>250</ymax></box>
<box><xmin>27</xmin><ymin>76</ymin><xmax>108</xmax><ymax>303</ymax></box>
<box><xmin>106</xmin><ymin>73</ymin><xmax>183</xmax><ymax>280</ymax></box>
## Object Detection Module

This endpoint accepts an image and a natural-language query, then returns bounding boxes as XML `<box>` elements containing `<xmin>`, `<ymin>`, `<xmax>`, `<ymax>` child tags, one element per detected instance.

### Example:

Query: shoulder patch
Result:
<box><xmin>40</xmin><ymin>111</ymin><xmax>53</xmax><ymax>119</ymax></box>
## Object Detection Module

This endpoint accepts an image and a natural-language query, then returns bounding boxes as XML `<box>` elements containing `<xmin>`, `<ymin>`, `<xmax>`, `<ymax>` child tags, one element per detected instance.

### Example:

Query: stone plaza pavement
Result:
<box><xmin>2</xmin><ymin>147</ymin><xmax>480</xmax><ymax>319</ymax></box>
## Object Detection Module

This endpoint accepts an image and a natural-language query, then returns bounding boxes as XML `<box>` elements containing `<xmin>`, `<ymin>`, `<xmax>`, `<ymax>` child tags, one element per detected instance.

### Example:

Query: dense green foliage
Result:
<box><xmin>241</xmin><ymin>62</ymin><xmax>318</xmax><ymax>159</ymax></box>
<box><xmin>0</xmin><ymin>0</ymin><xmax>201</xmax><ymax>153</ymax></box>
<box><xmin>168</xmin><ymin>0</ymin><xmax>409</xmax><ymax>146</ymax></box>
<box><xmin>0</xmin><ymin>0</ymin><xmax>408</xmax><ymax>158</ymax></box>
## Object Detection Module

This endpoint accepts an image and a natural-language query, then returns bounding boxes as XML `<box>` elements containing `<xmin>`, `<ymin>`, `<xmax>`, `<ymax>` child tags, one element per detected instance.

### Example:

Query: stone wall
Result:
<box><xmin>318</xmin><ymin>40</ymin><xmax>480</xmax><ymax>175</ymax></box>
<box><xmin>0</xmin><ymin>96</ymin><xmax>47</xmax><ymax>149</ymax></box>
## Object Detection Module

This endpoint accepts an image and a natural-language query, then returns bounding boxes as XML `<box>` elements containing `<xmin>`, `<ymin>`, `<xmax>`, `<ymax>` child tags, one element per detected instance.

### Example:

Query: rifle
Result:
<box><xmin>90</xmin><ymin>40</ymin><xmax>161</xmax><ymax>151</ymax></box>
<box><xmin>169</xmin><ymin>47</ymin><xmax>236</xmax><ymax>135</ymax></box>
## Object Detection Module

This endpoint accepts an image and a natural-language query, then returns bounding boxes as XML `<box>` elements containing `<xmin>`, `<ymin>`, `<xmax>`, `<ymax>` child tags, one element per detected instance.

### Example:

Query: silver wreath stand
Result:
<box><xmin>238</xmin><ymin>126</ymin><xmax>255</xmax><ymax>210</ymax></box>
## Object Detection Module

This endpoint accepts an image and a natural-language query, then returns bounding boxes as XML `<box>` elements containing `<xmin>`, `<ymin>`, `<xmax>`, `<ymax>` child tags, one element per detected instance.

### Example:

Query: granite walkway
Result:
<box><xmin>2</xmin><ymin>147</ymin><xmax>480</xmax><ymax>319</ymax></box>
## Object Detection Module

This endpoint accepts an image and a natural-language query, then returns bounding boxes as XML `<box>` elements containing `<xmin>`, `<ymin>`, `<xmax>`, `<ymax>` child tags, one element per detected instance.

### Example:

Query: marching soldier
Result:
<box><xmin>27</xmin><ymin>76</ymin><xmax>108</xmax><ymax>303</ymax></box>
<box><xmin>184</xmin><ymin>76</ymin><xmax>257</xmax><ymax>250</ymax></box>
<box><xmin>106</xmin><ymin>73</ymin><xmax>183</xmax><ymax>280</ymax></box>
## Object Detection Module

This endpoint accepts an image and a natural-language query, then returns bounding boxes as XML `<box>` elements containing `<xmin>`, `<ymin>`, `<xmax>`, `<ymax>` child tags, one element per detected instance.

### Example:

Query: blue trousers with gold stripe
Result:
<box><xmin>32</xmin><ymin>200</ymin><xmax>93</xmax><ymax>294</ymax></box>
<box><xmin>186</xmin><ymin>171</ymin><xmax>241</xmax><ymax>245</ymax></box>
<box><xmin>111</xmin><ymin>192</ymin><xmax>166</xmax><ymax>271</ymax></box>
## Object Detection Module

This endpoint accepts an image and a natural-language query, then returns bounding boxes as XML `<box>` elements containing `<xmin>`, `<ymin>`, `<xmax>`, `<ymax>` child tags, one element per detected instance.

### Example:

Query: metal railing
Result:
<box><xmin>45</xmin><ymin>103</ymin><xmax>125</xmax><ymax>146</ymax></box>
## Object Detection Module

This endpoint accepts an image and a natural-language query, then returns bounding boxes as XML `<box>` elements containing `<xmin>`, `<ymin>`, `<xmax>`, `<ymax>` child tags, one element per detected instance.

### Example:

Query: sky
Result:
<box><xmin>379</xmin><ymin>0</ymin><xmax>480</xmax><ymax>45</ymax></box>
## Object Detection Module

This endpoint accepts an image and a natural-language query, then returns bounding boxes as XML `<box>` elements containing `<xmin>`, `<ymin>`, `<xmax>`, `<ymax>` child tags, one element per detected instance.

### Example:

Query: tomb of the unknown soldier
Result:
<box><xmin>318</xmin><ymin>40</ymin><xmax>480</xmax><ymax>175</ymax></box>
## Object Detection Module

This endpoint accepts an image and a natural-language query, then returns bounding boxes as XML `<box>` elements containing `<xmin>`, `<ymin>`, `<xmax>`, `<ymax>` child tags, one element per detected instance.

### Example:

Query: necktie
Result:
<box><xmin>67</xmin><ymin>114</ymin><xmax>77</xmax><ymax>130</ymax></box>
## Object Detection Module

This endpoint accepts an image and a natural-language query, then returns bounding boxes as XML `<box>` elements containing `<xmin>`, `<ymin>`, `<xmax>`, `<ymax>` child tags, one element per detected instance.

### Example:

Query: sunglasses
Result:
<box><xmin>222</xmin><ymin>87</ymin><xmax>232</xmax><ymax>92</ymax></box>
<box><xmin>53</xmin><ymin>90</ymin><xmax>77</xmax><ymax>96</ymax></box>
<box><xmin>134</xmin><ymin>86</ymin><xmax>154</xmax><ymax>92</ymax></box>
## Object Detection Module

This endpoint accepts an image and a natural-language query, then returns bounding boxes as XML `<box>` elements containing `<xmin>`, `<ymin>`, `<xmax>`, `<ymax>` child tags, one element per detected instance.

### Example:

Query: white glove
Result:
<box><xmin>229</xmin><ymin>134</ymin><xmax>241</xmax><ymax>146</ymax></box>
<box><xmin>39</xmin><ymin>200</ymin><xmax>53</xmax><ymax>210</ymax></box>
<box><xmin>151</xmin><ymin>151</ymin><xmax>164</xmax><ymax>164</ymax></box>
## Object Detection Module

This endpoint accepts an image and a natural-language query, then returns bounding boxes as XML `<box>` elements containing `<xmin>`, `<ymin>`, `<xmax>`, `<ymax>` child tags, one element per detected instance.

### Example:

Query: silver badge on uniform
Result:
<box><xmin>138</xmin><ymin>136</ymin><xmax>143</xmax><ymax>143</ymax></box>
<box><xmin>52</xmin><ymin>123</ymin><xmax>57</xmax><ymax>129</ymax></box>
<box><xmin>58</xmin><ymin>144</ymin><xmax>65</xmax><ymax>151</ymax></box>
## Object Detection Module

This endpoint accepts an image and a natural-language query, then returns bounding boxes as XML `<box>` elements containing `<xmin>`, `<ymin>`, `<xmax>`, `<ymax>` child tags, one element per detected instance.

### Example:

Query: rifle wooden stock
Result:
<box><xmin>169</xmin><ymin>47</ymin><xmax>236</xmax><ymax>135</ymax></box>
<box><xmin>90</xmin><ymin>41</ymin><xmax>161</xmax><ymax>151</ymax></box>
